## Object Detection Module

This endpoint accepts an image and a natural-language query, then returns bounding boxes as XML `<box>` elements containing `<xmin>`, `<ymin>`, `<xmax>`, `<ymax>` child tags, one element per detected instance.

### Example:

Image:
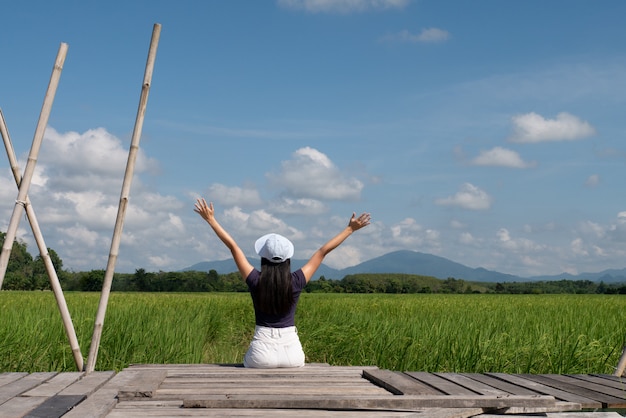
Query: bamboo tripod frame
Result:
<box><xmin>0</xmin><ymin>24</ymin><xmax>161</xmax><ymax>373</ymax></box>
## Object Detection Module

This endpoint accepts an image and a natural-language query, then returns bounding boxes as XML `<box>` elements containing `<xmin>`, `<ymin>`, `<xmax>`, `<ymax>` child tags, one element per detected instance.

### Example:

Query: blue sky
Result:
<box><xmin>1</xmin><ymin>0</ymin><xmax>625</xmax><ymax>277</ymax></box>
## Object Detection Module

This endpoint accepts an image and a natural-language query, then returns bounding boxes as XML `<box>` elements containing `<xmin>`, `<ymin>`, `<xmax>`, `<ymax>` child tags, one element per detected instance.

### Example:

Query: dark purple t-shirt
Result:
<box><xmin>245</xmin><ymin>268</ymin><xmax>307</xmax><ymax>328</ymax></box>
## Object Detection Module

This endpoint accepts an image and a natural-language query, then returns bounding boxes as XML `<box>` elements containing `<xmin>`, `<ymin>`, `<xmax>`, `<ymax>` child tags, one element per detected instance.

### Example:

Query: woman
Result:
<box><xmin>194</xmin><ymin>198</ymin><xmax>371</xmax><ymax>368</ymax></box>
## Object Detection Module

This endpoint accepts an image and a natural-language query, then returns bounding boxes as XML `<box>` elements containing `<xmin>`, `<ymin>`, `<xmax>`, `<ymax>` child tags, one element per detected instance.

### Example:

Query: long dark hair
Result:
<box><xmin>256</xmin><ymin>258</ymin><xmax>292</xmax><ymax>315</ymax></box>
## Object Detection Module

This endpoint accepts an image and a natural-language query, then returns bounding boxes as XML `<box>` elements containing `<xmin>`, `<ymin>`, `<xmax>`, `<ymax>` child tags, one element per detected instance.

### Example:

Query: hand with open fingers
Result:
<box><xmin>194</xmin><ymin>198</ymin><xmax>215</xmax><ymax>223</ymax></box>
<box><xmin>349</xmin><ymin>212</ymin><xmax>371</xmax><ymax>232</ymax></box>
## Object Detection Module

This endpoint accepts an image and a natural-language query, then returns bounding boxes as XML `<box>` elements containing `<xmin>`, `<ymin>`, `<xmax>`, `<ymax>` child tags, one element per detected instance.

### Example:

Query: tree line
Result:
<box><xmin>2</xmin><ymin>232</ymin><xmax>626</xmax><ymax>294</ymax></box>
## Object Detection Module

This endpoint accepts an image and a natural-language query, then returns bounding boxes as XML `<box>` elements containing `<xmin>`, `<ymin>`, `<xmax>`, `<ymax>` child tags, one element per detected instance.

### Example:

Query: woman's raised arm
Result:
<box><xmin>194</xmin><ymin>198</ymin><xmax>254</xmax><ymax>280</ymax></box>
<box><xmin>301</xmin><ymin>212</ymin><xmax>370</xmax><ymax>282</ymax></box>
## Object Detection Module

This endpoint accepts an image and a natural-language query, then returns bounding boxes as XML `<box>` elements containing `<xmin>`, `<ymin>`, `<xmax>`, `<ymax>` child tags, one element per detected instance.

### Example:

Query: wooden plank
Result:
<box><xmin>156</xmin><ymin>385</ymin><xmax>389</xmax><ymax>397</ymax></box>
<box><xmin>109</xmin><ymin>405</ymin><xmax>482</xmax><ymax>417</ymax></box>
<box><xmin>0</xmin><ymin>373</ymin><xmax>28</xmax><ymax>388</ymax></box>
<box><xmin>481</xmin><ymin>413</ymin><xmax>622</xmax><ymax>418</ymax></box>
<box><xmin>567</xmin><ymin>374</ymin><xmax>626</xmax><ymax>392</ymax></box>
<box><xmin>0</xmin><ymin>396</ymin><xmax>46</xmax><ymax>417</ymax></box>
<box><xmin>0</xmin><ymin>372</ymin><xmax>57</xmax><ymax>405</ymax></box>
<box><xmin>118</xmin><ymin>369</ymin><xmax>167</xmax><ymax>399</ymax></box>
<box><xmin>486</xmin><ymin>373</ymin><xmax>601</xmax><ymax>409</ymax></box>
<box><xmin>521</xmin><ymin>374</ymin><xmax>626</xmax><ymax>408</ymax></box>
<box><xmin>58</xmin><ymin>371</ymin><xmax>116</xmax><ymax>397</ymax></box>
<box><xmin>182</xmin><ymin>394</ymin><xmax>556</xmax><ymax>410</ymax></box>
<box><xmin>490</xmin><ymin>400</ymin><xmax>582</xmax><ymax>415</ymax></box>
<box><xmin>23</xmin><ymin>394</ymin><xmax>86</xmax><ymax>418</ymax></box>
<box><xmin>363</xmin><ymin>369</ymin><xmax>440</xmax><ymax>395</ymax></box>
<box><xmin>458</xmin><ymin>373</ymin><xmax>541</xmax><ymax>396</ymax></box>
<box><xmin>403</xmin><ymin>372</ymin><xmax>476</xmax><ymax>395</ymax></box>
<box><xmin>160</xmin><ymin>380</ymin><xmax>378</xmax><ymax>389</ymax></box>
<box><xmin>432</xmin><ymin>373</ymin><xmax>510</xmax><ymax>396</ymax></box>
<box><xmin>62</xmin><ymin>370</ymin><xmax>145</xmax><ymax>418</ymax></box>
<box><xmin>163</xmin><ymin>376</ymin><xmax>365</xmax><ymax>384</ymax></box>
<box><xmin>22</xmin><ymin>372</ymin><xmax>83</xmax><ymax>397</ymax></box>
<box><xmin>166</xmin><ymin>368</ymin><xmax>374</xmax><ymax>378</ymax></box>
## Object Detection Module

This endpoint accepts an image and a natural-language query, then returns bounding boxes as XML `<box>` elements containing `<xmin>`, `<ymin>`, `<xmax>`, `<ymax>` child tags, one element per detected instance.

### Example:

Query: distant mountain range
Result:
<box><xmin>182</xmin><ymin>250</ymin><xmax>626</xmax><ymax>283</ymax></box>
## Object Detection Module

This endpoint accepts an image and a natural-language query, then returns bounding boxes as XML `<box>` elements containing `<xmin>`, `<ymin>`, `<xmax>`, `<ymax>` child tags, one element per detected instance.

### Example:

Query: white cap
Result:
<box><xmin>254</xmin><ymin>233</ymin><xmax>294</xmax><ymax>263</ymax></box>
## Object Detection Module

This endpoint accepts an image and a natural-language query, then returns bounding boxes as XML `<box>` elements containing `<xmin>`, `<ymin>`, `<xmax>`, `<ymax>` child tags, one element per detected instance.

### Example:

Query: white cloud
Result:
<box><xmin>269</xmin><ymin>197</ymin><xmax>328</xmax><ymax>215</ymax></box>
<box><xmin>584</xmin><ymin>174</ymin><xmax>600</xmax><ymax>188</ymax></box>
<box><xmin>508</xmin><ymin>112</ymin><xmax>596</xmax><ymax>143</ymax></box>
<box><xmin>207</xmin><ymin>183</ymin><xmax>263</xmax><ymax>207</ymax></box>
<box><xmin>380</xmin><ymin>28</ymin><xmax>450</xmax><ymax>43</ymax></box>
<box><xmin>496</xmin><ymin>228</ymin><xmax>545</xmax><ymax>253</ymax></box>
<box><xmin>471</xmin><ymin>146</ymin><xmax>535</xmax><ymax>168</ymax></box>
<box><xmin>268</xmin><ymin>147</ymin><xmax>364</xmax><ymax>201</ymax></box>
<box><xmin>571</xmin><ymin>237</ymin><xmax>588</xmax><ymax>256</ymax></box>
<box><xmin>435</xmin><ymin>183</ymin><xmax>493</xmax><ymax>210</ymax></box>
<box><xmin>458</xmin><ymin>232</ymin><xmax>478</xmax><ymax>246</ymax></box>
<box><xmin>277</xmin><ymin>0</ymin><xmax>409</xmax><ymax>13</ymax></box>
<box><xmin>390</xmin><ymin>218</ymin><xmax>441</xmax><ymax>251</ymax></box>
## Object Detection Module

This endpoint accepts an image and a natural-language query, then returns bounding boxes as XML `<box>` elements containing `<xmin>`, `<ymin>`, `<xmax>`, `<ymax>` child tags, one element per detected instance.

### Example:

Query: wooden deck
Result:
<box><xmin>0</xmin><ymin>364</ymin><xmax>624</xmax><ymax>417</ymax></box>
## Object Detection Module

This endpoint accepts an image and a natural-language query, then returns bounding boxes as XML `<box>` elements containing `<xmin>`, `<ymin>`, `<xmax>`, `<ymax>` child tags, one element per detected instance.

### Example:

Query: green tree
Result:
<box><xmin>0</xmin><ymin>232</ymin><xmax>34</xmax><ymax>290</ymax></box>
<box><xmin>31</xmin><ymin>249</ymin><xmax>65</xmax><ymax>291</ymax></box>
<box><xmin>80</xmin><ymin>270</ymin><xmax>105</xmax><ymax>291</ymax></box>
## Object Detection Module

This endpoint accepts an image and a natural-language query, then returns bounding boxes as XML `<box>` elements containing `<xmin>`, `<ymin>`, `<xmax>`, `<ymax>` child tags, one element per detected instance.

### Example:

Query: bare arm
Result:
<box><xmin>194</xmin><ymin>198</ymin><xmax>254</xmax><ymax>280</ymax></box>
<box><xmin>301</xmin><ymin>212</ymin><xmax>371</xmax><ymax>282</ymax></box>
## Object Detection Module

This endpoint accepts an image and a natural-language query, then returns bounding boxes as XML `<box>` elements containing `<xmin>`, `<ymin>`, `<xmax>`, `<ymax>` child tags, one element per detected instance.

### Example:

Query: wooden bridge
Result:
<box><xmin>1</xmin><ymin>364</ymin><xmax>625</xmax><ymax>417</ymax></box>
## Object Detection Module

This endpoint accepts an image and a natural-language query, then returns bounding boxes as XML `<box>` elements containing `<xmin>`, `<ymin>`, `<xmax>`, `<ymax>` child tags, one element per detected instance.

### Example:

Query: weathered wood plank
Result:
<box><xmin>23</xmin><ymin>394</ymin><xmax>86</xmax><ymax>418</ymax></box>
<box><xmin>0</xmin><ymin>373</ymin><xmax>28</xmax><ymax>388</ymax></box>
<box><xmin>0</xmin><ymin>395</ymin><xmax>46</xmax><ymax>417</ymax></box>
<box><xmin>568</xmin><ymin>374</ymin><xmax>626</xmax><ymax>392</ymax></box>
<box><xmin>559</xmin><ymin>374</ymin><xmax>626</xmax><ymax>398</ymax></box>
<box><xmin>165</xmin><ymin>368</ymin><xmax>374</xmax><ymax>378</ymax></box>
<box><xmin>163</xmin><ymin>376</ymin><xmax>364</xmax><ymax>384</ymax></box>
<box><xmin>489</xmin><ymin>400</ymin><xmax>582</xmax><ymax>415</ymax></box>
<box><xmin>62</xmin><ymin>370</ymin><xmax>148</xmax><ymax>418</ymax></box>
<box><xmin>22</xmin><ymin>372</ymin><xmax>83</xmax><ymax>397</ymax></box>
<box><xmin>363</xmin><ymin>369</ymin><xmax>440</xmax><ymax>395</ymax></box>
<box><xmin>458</xmin><ymin>373</ymin><xmax>541</xmax><ymax>396</ymax></box>
<box><xmin>403</xmin><ymin>372</ymin><xmax>477</xmax><ymax>395</ymax></box>
<box><xmin>160</xmin><ymin>378</ymin><xmax>378</xmax><ymax>386</ymax></box>
<box><xmin>157</xmin><ymin>385</ymin><xmax>389</xmax><ymax>397</ymax></box>
<box><xmin>0</xmin><ymin>372</ymin><xmax>57</xmax><ymax>405</ymax></box>
<box><xmin>182</xmin><ymin>394</ymin><xmax>556</xmax><ymax>410</ymax></box>
<box><xmin>109</xmin><ymin>405</ymin><xmax>481</xmax><ymax>417</ymax></box>
<box><xmin>486</xmin><ymin>373</ymin><xmax>601</xmax><ymax>408</ymax></box>
<box><xmin>520</xmin><ymin>374</ymin><xmax>626</xmax><ymax>408</ymax></box>
<box><xmin>118</xmin><ymin>369</ymin><xmax>167</xmax><ymax>400</ymax></box>
<box><xmin>58</xmin><ymin>371</ymin><xmax>116</xmax><ymax>397</ymax></box>
<box><xmin>480</xmin><ymin>412</ymin><xmax>622</xmax><ymax>418</ymax></box>
<box><xmin>432</xmin><ymin>373</ymin><xmax>510</xmax><ymax>396</ymax></box>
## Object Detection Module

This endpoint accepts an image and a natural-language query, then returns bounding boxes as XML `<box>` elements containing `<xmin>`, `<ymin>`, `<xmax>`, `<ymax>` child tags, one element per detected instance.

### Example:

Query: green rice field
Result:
<box><xmin>1</xmin><ymin>291</ymin><xmax>624</xmax><ymax>374</ymax></box>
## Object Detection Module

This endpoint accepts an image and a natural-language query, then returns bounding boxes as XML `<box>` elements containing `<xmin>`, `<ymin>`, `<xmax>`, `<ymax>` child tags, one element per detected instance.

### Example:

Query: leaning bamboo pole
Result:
<box><xmin>85</xmin><ymin>23</ymin><xmax>161</xmax><ymax>373</ymax></box>
<box><xmin>0</xmin><ymin>43</ymin><xmax>68</xmax><ymax>288</ymax></box>
<box><xmin>615</xmin><ymin>345</ymin><xmax>626</xmax><ymax>377</ymax></box>
<box><xmin>0</xmin><ymin>109</ymin><xmax>84</xmax><ymax>370</ymax></box>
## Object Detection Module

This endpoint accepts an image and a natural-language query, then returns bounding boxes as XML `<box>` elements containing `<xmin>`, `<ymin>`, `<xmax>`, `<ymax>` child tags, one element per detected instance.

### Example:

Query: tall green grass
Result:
<box><xmin>1</xmin><ymin>292</ymin><xmax>624</xmax><ymax>374</ymax></box>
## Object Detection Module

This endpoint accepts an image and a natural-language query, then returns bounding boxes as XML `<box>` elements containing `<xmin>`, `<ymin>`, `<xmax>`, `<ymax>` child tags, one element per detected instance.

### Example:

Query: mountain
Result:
<box><xmin>527</xmin><ymin>268</ymin><xmax>626</xmax><ymax>284</ymax></box>
<box><xmin>339</xmin><ymin>251</ymin><xmax>520</xmax><ymax>282</ymax></box>
<box><xmin>182</xmin><ymin>250</ymin><xmax>519</xmax><ymax>282</ymax></box>
<box><xmin>183</xmin><ymin>258</ymin><xmax>340</xmax><ymax>279</ymax></box>
<box><xmin>182</xmin><ymin>250</ymin><xmax>626</xmax><ymax>283</ymax></box>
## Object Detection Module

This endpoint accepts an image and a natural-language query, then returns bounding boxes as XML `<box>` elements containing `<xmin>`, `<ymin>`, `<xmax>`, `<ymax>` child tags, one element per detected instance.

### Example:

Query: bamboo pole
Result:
<box><xmin>0</xmin><ymin>109</ymin><xmax>84</xmax><ymax>370</ymax></box>
<box><xmin>0</xmin><ymin>43</ymin><xmax>68</xmax><ymax>288</ymax></box>
<box><xmin>615</xmin><ymin>345</ymin><xmax>626</xmax><ymax>377</ymax></box>
<box><xmin>85</xmin><ymin>23</ymin><xmax>161</xmax><ymax>373</ymax></box>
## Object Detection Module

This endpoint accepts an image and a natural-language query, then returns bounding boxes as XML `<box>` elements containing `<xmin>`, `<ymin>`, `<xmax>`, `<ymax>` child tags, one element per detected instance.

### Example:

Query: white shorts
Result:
<box><xmin>243</xmin><ymin>325</ymin><xmax>305</xmax><ymax>368</ymax></box>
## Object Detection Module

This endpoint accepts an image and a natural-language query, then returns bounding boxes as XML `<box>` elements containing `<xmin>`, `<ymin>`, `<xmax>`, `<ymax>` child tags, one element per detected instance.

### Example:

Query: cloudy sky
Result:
<box><xmin>1</xmin><ymin>0</ymin><xmax>625</xmax><ymax>277</ymax></box>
